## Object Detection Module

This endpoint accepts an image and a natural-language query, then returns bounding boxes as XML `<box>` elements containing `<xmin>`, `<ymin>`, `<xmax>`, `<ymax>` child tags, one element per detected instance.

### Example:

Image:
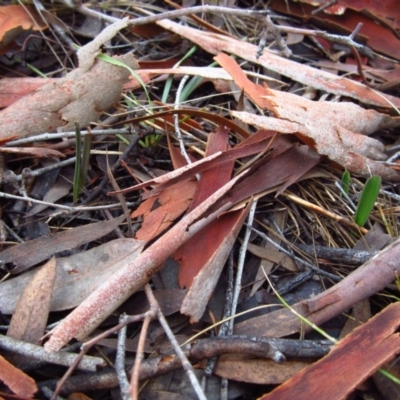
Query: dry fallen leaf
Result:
<box><xmin>215</xmin><ymin>354</ymin><xmax>310</xmax><ymax>385</ymax></box>
<box><xmin>0</xmin><ymin>215</ymin><xmax>125</xmax><ymax>273</ymax></box>
<box><xmin>0</xmin><ymin>354</ymin><xmax>37</xmax><ymax>398</ymax></box>
<box><xmin>0</xmin><ymin>77</ymin><xmax>57</xmax><ymax>107</ymax></box>
<box><xmin>180</xmin><ymin>205</ymin><xmax>250</xmax><ymax>323</ymax></box>
<box><xmin>0</xmin><ymin>146</ymin><xmax>65</xmax><ymax>159</ymax></box>
<box><xmin>0</xmin><ymin>238</ymin><xmax>143</xmax><ymax>314</ymax></box>
<box><xmin>175</xmin><ymin>125</ymin><xmax>234</xmax><ymax>289</ymax></box>
<box><xmin>131</xmin><ymin>178</ymin><xmax>198</xmax><ymax>241</ymax></box>
<box><xmin>0</xmin><ymin>5</ymin><xmax>46</xmax><ymax>52</ymax></box>
<box><xmin>7</xmin><ymin>257</ymin><xmax>56</xmax><ymax>343</ymax></box>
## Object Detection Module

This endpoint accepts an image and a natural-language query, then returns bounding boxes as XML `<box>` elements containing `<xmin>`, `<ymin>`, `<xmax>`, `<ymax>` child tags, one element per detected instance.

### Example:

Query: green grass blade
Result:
<box><xmin>80</xmin><ymin>132</ymin><xmax>92</xmax><ymax>185</ymax></box>
<box><xmin>341</xmin><ymin>170</ymin><xmax>350</xmax><ymax>195</ymax></box>
<box><xmin>161</xmin><ymin>45</ymin><xmax>198</xmax><ymax>103</ymax></box>
<box><xmin>179</xmin><ymin>61</ymin><xmax>219</xmax><ymax>102</ymax></box>
<box><xmin>354</xmin><ymin>175</ymin><xmax>381</xmax><ymax>227</ymax></box>
<box><xmin>26</xmin><ymin>63</ymin><xmax>47</xmax><ymax>78</ymax></box>
<box><xmin>73</xmin><ymin>123</ymin><xmax>82</xmax><ymax>202</ymax></box>
<box><xmin>96</xmin><ymin>53</ymin><xmax>152</xmax><ymax>111</ymax></box>
<box><xmin>379</xmin><ymin>368</ymin><xmax>400</xmax><ymax>385</ymax></box>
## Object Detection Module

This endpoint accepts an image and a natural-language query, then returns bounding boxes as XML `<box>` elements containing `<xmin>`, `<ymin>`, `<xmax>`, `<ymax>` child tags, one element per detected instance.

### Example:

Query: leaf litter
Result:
<box><xmin>0</xmin><ymin>2</ymin><xmax>400</xmax><ymax>399</ymax></box>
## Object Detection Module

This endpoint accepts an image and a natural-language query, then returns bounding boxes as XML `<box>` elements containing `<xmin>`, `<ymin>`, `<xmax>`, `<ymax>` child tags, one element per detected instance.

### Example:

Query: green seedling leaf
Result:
<box><xmin>96</xmin><ymin>53</ymin><xmax>152</xmax><ymax>109</ymax></box>
<box><xmin>73</xmin><ymin>124</ymin><xmax>91</xmax><ymax>202</ymax></box>
<box><xmin>354</xmin><ymin>175</ymin><xmax>381</xmax><ymax>227</ymax></box>
<box><xmin>341</xmin><ymin>170</ymin><xmax>350</xmax><ymax>195</ymax></box>
<box><xmin>80</xmin><ymin>131</ymin><xmax>92</xmax><ymax>185</ymax></box>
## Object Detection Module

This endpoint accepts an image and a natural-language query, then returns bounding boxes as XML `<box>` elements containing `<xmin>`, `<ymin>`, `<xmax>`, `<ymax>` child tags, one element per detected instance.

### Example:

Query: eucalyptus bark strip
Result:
<box><xmin>45</xmin><ymin>172</ymin><xmax>246</xmax><ymax>351</ymax></box>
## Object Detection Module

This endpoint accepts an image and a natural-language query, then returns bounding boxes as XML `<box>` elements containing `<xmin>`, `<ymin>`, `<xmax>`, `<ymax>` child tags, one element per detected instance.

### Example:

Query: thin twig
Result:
<box><xmin>0</xmin><ymin>191</ymin><xmax>137</xmax><ymax>213</ymax></box>
<box><xmin>282</xmin><ymin>191</ymin><xmax>368</xmax><ymax>234</ymax></box>
<box><xmin>115</xmin><ymin>315</ymin><xmax>130</xmax><ymax>400</ymax></box>
<box><xmin>311</xmin><ymin>0</ymin><xmax>337</xmax><ymax>15</ymax></box>
<box><xmin>3</xmin><ymin>158</ymin><xmax>76</xmax><ymax>182</ymax></box>
<box><xmin>144</xmin><ymin>285</ymin><xmax>207</xmax><ymax>400</ymax></box>
<box><xmin>174</xmin><ymin>75</ymin><xmax>194</xmax><ymax>167</ymax></box>
<box><xmin>84</xmin><ymin>133</ymin><xmax>142</xmax><ymax>203</ymax></box>
<box><xmin>228</xmin><ymin>200</ymin><xmax>258</xmax><ymax>335</ymax></box>
<box><xmin>130</xmin><ymin>309</ymin><xmax>155</xmax><ymax>399</ymax></box>
<box><xmin>74</xmin><ymin>5</ymin><xmax>269</xmax><ymax>26</ymax></box>
<box><xmin>0</xmin><ymin>334</ymin><xmax>104</xmax><ymax>372</ymax></box>
<box><xmin>249</xmin><ymin>225</ymin><xmax>341</xmax><ymax>282</ymax></box>
<box><xmin>50</xmin><ymin>313</ymin><xmax>149</xmax><ymax>399</ymax></box>
<box><xmin>5</xmin><ymin>129</ymin><xmax>131</xmax><ymax>146</ymax></box>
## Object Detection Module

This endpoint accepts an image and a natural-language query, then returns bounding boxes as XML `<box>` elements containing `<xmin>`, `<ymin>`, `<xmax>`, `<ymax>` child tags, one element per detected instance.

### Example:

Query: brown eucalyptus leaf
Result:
<box><xmin>0</xmin><ymin>215</ymin><xmax>125</xmax><ymax>272</ymax></box>
<box><xmin>7</xmin><ymin>257</ymin><xmax>56</xmax><ymax>343</ymax></box>
<box><xmin>215</xmin><ymin>354</ymin><xmax>310</xmax><ymax>385</ymax></box>
<box><xmin>0</xmin><ymin>145</ymin><xmax>65</xmax><ymax>159</ymax></box>
<box><xmin>0</xmin><ymin>355</ymin><xmax>37</xmax><ymax>398</ymax></box>
<box><xmin>0</xmin><ymin>238</ymin><xmax>144</xmax><ymax>314</ymax></box>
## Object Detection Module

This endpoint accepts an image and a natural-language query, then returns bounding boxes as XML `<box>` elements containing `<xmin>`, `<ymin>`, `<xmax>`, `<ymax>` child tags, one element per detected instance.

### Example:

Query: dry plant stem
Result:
<box><xmin>144</xmin><ymin>285</ymin><xmax>207</xmax><ymax>400</ymax></box>
<box><xmin>228</xmin><ymin>200</ymin><xmax>257</xmax><ymax>335</ymax></box>
<box><xmin>25</xmin><ymin>1</ymin><xmax>71</xmax><ymax>69</ymax></box>
<box><xmin>41</xmin><ymin>386</ymin><xmax>64</xmax><ymax>400</ymax></box>
<box><xmin>311</xmin><ymin>0</ymin><xmax>338</xmax><ymax>14</ymax></box>
<box><xmin>116</xmin><ymin>315</ymin><xmax>130</xmax><ymax>400</ymax></box>
<box><xmin>282</xmin><ymin>192</ymin><xmax>368</xmax><ymax>234</ymax></box>
<box><xmin>51</xmin><ymin>313</ymin><xmax>149</xmax><ymax>399</ymax></box>
<box><xmin>45</xmin><ymin>171</ymin><xmax>244</xmax><ymax>351</ymax></box>
<box><xmin>350</xmin><ymin>44</ymin><xmax>373</xmax><ymax>87</ymax></box>
<box><xmin>130</xmin><ymin>308</ymin><xmax>155</xmax><ymax>400</ymax></box>
<box><xmin>107</xmin><ymin>161</ymin><xmax>133</xmax><ymax>237</ymax></box>
<box><xmin>237</xmin><ymin>237</ymin><xmax>400</xmax><ymax>338</ymax></box>
<box><xmin>379</xmin><ymin>188</ymin><xmax>400</xmax><ymax>203</ymax></box>
<box><xmin>84</xmin><ymin>133</ymin><xmax>141</xmax><ymax>203</ymax></box>
<box><xmin>305</xmin><ymin>237</ymin><xmax>400</xmax><ymax>322</ymax></box>
<box><xmin>0</xmin><ymin>334</ymin><xmax>104</xmax><ymax>372</ymax></box>
<box><xmin>276</xmin><ymin>25</ymin><xmax>369</xmax><ymax>54</ymax></box>
<box><xmin>3</xmin><ymin>158</ymin><xmax>76</xmax><ymax>182</ymax></box>
<box><xmin>334</xmin><ymin>181</ymin><xmax>357</xmax><ymax>210</ymax></box>
<box><xmin>52</xmin><ymin>349</ymin><xmax>91</xmax><ymax>400</ymax></box>
<box><xmin>250</xmin><ymin>225</ymin><xmax>341</xmax><ymax>282</ymax></box>
<box><xmin>204</xmin><ymin>252</ymin><xmax>235</xmax><ymax>377</ymax></box>
<box><xmin>174</xmin><ymin>75</ymin><xmax>193</xmax><ymax>167</ymax></box>
<box><xmin>296</xmin><ymin>244</ymin><xmax>376</xmax><ymax>265</ymax></box>
<box><xmin>6</xmin><ymin>129</ymin><xmax>130</xmax><ymax>146</ymax></box>
<box><xmin>75</xmin><ymin>5</ymin><xmax>268</xmax><ymax>26</ymax></box>
<box><xmin>264</xmin><ymin>14</ymin><xmax>291</xmax><ymax>57</ymax></box>
<box><xmin>40</xmin><ymin>337</ymin><xmax>332</xmax><ymax>395</ymax></box>
<box><xmin>0</xmin><ymin>191</ymin><xmax>136</xmax><ymax>213</ymax></box>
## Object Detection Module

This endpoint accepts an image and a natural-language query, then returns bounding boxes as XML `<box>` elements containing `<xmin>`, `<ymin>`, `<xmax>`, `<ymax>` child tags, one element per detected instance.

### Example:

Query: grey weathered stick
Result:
<box><xmin>0</xmin><ymin>334</ymin><xmax>104</xmax><ymax>371</ymax></box>
<box><xmin>235</xmin><ymin>236</ymin><xmax>400</xmax><ymax>338</ymax></box>
<box><xmin>45</xmin><ymin>172</ymin><xmax>245</xmax><ymax>351</ymax></box>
